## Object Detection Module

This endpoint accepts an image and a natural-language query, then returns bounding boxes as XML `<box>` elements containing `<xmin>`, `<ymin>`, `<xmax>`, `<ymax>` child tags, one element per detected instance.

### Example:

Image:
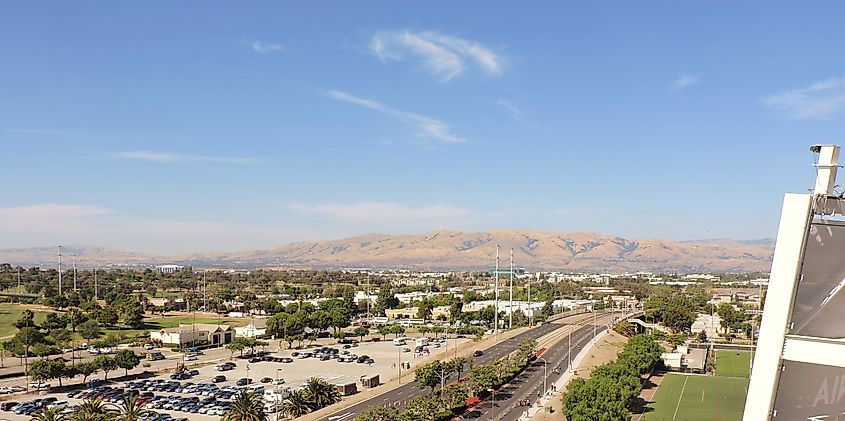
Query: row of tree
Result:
<box><xmin>28</xmin><ymin>350</ymin><xmax>141</xmax><ymax>387</ymax></box>
<box><xmin>562</xmin><ymin>334</ymin><xmax>662</xmax><ymax>420</ymax></box>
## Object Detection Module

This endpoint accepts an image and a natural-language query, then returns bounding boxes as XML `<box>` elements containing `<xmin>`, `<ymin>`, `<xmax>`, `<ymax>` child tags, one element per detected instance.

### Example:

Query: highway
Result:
<box><xmin>465</xmin><ymin>319</ymin><xmax>609</xmax><ymax>421</ymax></box>
<box><xmin>322</xmin><ymin>314</ymin><xmax>604</xmax><ymax>421</ymax></box>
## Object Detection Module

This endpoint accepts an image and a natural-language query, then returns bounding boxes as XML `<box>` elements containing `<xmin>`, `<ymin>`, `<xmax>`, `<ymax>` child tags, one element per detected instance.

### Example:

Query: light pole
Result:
<box><xmin>508</xmin><ymin>249</ymin><xmax>513</xmax><ymax>330</ymax></box>
<box><xmin>275</xmin><ymin>368</ymin><xmax>282</xmax><ymax>421</ymax></box>
<box><xmin>494</xmin><ymin>245</ymin><xmax>499</xmax><ymax>335</ymax></box>
<box><xmin>568</xmin><ymin>329</ymin><xmax>572</xmax><ymax>372</ymax></box>
<box><xmin>538</xmin><ymin>357</ymin><xmax>548</xmax><ymax>397</ymax></box>
<box><xmin>489</xmin><ymin>388</ymin><xmax>495</xmax><ymax>421</ymax></box>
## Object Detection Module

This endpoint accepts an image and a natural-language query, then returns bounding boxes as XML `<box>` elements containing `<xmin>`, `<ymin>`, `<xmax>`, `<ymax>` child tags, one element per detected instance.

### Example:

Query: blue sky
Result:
<box><xmin>2</xmin><ymin>2</ymin><xmax>845</xmax><ymax>254</ymax></box>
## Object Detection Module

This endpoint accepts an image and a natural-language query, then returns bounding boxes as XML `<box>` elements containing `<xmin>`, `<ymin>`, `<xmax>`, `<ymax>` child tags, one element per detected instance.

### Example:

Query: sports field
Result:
<box><xmin>715</xmin><ymin>351</ymin><xmax>751</xmax><ymax>378</ymax></box>
<box><xmin>642</xmin><ymin>374</ymin><xmax>748</xmax><ymax>420</ymax></box>
<box><xmin>642</xmin><ymin>351</ymin><xmax>751</xmax><ymax>420</ymax></box>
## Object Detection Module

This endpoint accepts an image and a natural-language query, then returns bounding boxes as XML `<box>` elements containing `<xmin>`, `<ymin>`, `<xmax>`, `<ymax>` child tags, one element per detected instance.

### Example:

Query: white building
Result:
<box><xmin>155</xmin><ymin>265</ymin><xmax>184</xmax><ymax>274</ymax></box>
<box><xmin>150</xmin><ymin>323</ymin><xmax>234</xmax><ymax>346</ymax></box>
<box><xmin>235</xmin><ymin>320</ymin><xmax>267</xmax><ymax>338</ymax></box>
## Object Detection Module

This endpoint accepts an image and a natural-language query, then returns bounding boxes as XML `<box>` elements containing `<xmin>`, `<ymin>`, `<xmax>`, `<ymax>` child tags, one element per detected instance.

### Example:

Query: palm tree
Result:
<box><xmin>73</xmin><ymin>399</ymin><xmax>114</xmax><ymax>421</ymax></box>
<box><xmin>303</xmin><ymin>377</ymin><xmax>340</xmax><ymax>411</ymax></box>
<box><xmin>111</xmin><ymin>395</ymin><xmax>148</xmax><ymax>421</ymax></box>
<box><xmin>31</xmin><ymin>406</ymin><xmax>67</xmax><ymax>421</ymax></box>
<box><xmin>281</xmin><ymin>390</ymin><xmax>310</xmax><ymax>419</ymax></box>
<box><xmin>223</xmin><ymin>390</ymin><xmax>265</xmax><ymax>421</ymax></box>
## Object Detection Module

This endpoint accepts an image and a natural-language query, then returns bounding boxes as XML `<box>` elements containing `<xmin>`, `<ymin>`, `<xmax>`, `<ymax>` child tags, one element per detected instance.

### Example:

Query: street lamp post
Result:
<box><xmin>538</xmin><ymin>358</ymin><xmax>548</xmax><ymax>397</ymax></box>
<box><xmin>567</xmin><ymin>329</ymin><xmax>572</xmax><ymax>372</ymax></box>
<box><xmin>489</xmin><ymin>388</ymin><xmax>495</xmax><ymax>421</ymax></box>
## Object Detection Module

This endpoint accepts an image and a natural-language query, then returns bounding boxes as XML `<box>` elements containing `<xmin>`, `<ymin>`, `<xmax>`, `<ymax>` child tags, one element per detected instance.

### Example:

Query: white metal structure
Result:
<box><xmin>744</xmin><ymin>144</ymin><xmax>843</xmax><ymax>420</ymax></box>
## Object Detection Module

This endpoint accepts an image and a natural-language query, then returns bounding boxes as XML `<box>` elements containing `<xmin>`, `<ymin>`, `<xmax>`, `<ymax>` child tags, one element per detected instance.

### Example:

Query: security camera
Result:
<box><xmin>810</xmin><ymin>145</ymin><xmax>823</xmax><ymax>153</ymax></box>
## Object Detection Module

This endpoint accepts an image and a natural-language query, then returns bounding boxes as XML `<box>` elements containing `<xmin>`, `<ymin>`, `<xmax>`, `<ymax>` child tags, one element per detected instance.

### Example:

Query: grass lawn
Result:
<box><xmin>643</xmin><ymin>373</ymin><xmax>748</xmax><ymax>421</ymax></box>
<box><xmin>0</xmin><ymin>303</ymin><xmax>50</xmax><ymax>338</ymax></box>
<box><xmin>102</xmin><ymin>315</ymin><xmax>246</xmax><ymax>337</ymax></box>
<box><xmin>715</xmin><ymin>351</ymin><xmax>751</xmax><ymax>378</ymax></box>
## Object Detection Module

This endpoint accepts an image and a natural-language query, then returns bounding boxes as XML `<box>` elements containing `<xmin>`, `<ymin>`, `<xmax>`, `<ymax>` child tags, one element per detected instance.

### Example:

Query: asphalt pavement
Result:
<box><xmin>321</xmin><ymin>319</ymin><xmax>593</xmax><ymax>421</ymax></box>
<box><xmin>466</xmin><ymin>322</ymin><xmax>606</xmax><ymax>421</ymax></box>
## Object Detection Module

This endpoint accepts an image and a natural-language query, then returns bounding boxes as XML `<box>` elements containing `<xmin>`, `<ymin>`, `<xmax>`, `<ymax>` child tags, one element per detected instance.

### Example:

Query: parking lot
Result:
<box><xmin>0</xmin><ymin>335</ymin><xmax>468</xmax><ymax>421</ymax></box>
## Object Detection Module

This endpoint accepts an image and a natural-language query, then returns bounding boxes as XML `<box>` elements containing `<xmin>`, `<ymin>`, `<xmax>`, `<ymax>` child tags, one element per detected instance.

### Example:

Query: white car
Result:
<box><xmin>62</xmin><ymin>347</ymin><xmax>74</xmax><ymax>353</ymax></box>
<box><xmin>88</xmin><ymin>347</ymin><xmax>100</xmax><ymax>354</ymax></box>
<box><xmin>143</xmin><ymin>344</ymin><xmax>154</xmax><ymax>350</ymax></box>
<box><xmin>100</xmin><ymin>347</ymin><xmax>112</xmax><ymax>354</ymax></box>
<box><xmin>273</xmin><ymin>378</ymin><xmax>285</xmax><ymax>385</ymax></box>
<box><xmin>184</xmin><ymin>355</ymin><xmax>198</xmax><ymax>361</ymax></box>
<box><xmin>47</xmin><ymin>401</ymin><xmax>68</xmax><ymax>409</ymax></box>
<box><xmin>29</xmin><ymin>382</ymin><xmax>50</xmax><ymax>390</ymax></box>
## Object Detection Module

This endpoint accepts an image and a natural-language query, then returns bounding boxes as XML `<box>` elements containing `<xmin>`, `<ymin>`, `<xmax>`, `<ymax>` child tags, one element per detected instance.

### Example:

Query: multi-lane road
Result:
<box><xmin>323</xmin><ymin>313</ymin><xmax>609</xmax><ymax>421</ymax></box>
<box><xmin>466</xmin><ymin>320</ymin><xmax>609</xmax><ymax>421</ymax></box>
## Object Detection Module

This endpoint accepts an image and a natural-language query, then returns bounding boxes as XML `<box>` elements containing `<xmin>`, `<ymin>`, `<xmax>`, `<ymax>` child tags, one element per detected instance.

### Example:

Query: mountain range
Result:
<box><xmin>0</xmin><ymin>230</ymin><xmax>774</xmax><ymax>273</ymax></box>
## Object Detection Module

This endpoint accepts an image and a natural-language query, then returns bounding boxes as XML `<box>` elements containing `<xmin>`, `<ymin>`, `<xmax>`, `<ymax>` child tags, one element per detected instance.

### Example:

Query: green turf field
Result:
<box><xmin>715</xmin><ymin>351</ymin><xmax>751</xmax><ymax>378</ymax></box>
<box><xmin>643</xmin><ymin>373</ymin><xmax>748</xmax><ymax>421</ymax></box>
<box><xmin>0</xmin><ymin>304</ymin><xmax>50</xmax><ymax>338</ymax></box>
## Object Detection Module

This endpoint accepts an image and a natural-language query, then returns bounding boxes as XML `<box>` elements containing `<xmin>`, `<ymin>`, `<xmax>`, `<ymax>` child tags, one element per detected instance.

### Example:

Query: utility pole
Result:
<box><xmin>568</xmin><ymin>327</ymin><xmax>572</xmax><ymax>372</ymax></box>
<box><xmin>17</xmin><ymin>267</ymin><xmax>21</xmax><ymax>294</ymax></box>
<box><xmin>73</xmin><ymin>255</ymin><xmax>77</xmax><ymax>291</ymax></box>
<box><xmin>508</xmin><ymin>248</ymin><xmax>513</xmax><ymax>330</ymax></box>
<box><xmin>494</xmin><ymin>245</ymin><xmax>499</xmax><ymax>335</ymax></box>
<box><xmin>593</xmin><ymin>300</ymin><xmax>597</xmax><ymax>343</ymax></box>
<box><xmin>366</xmin><ymin>272</ymin><xmax>371</xmax><ymax>318</ymax></box>
<box><xmin>58</xmin><ymin>245</ymin><xmax>63</xmax><ymax>295</ymax></box>
<box><xmin>527</xmin><ymin>274</ymin><xmax>532</xmax><ymax>327</ymax></box>
<box><xmin>94</xmin><ymin>267</ymin><xmax>98</xmax><ymax>299</ymax></box>
<box><xmin>203</xmin><ymin>270</ymin><xmax>207</xmax><ymax>311</ymax></box>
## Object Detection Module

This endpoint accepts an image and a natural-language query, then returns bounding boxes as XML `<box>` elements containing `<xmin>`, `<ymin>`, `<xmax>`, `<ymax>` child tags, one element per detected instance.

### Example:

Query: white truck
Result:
<box><xmin>415</xmin><ymin>337</ymin><xmax>430</xmax><ymax>347</ymax></box>
<box><xmin>392</xmin><ymin>337</ymin><xmax>406</xmax><ymax>346</ymax></box>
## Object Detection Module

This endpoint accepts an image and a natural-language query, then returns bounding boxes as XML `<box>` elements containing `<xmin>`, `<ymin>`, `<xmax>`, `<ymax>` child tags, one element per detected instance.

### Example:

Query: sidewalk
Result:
<box><xmin>528</xmin><ymin>330</ymin><xmax>628</xmax><ymax>421</ymax></box>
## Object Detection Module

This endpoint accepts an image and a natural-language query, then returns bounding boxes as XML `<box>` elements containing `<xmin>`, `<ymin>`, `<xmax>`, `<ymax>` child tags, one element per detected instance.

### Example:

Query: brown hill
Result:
<box><xmin>0</xmin><ymin>230</ymin><xmax>774</xmax><ymax>273</ymax></box>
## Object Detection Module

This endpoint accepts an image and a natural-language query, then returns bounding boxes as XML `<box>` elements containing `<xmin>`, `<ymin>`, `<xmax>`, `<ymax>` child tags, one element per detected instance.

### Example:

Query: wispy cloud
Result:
<box><xmin>494</xmin><ymin>99</ymin><xmax>537</xmax><ymax>129</ymax></box>
<box><xmin>112</xmin><ymin>151</ymin><xmax>257</xmax><ymax>164</ymax></box>
<box><xmin>328</xmin><ymin>90</ymin><xmax>464</xmax><ymax>143</ymax></box>
<box><xmin>370</xmin><ymin>30</ymin><xmax>503</xmax><ymax>82</ymax></box>
<box><xmin>290</xmin><ymin>202</ymin><xmax>470</xmax><ymax>224</ymax></box>
<box><xmin>761</xmin><ymin>76</ymin><xmax>845</xmax><ymax>119</ymax></box>
<box><xmin>0</xmin><ymin>204</ymin><xmax>112</xmax><ymax>235</ymax></box>
<box><xmin>249</xmin><ymin>40</ymin><xmax>283</xmax><ymax>54</ymax></box>
<box><xmin>672</xmin><ymin>73</ymin><xmax>702</xmax><ymax>90</ymax></box>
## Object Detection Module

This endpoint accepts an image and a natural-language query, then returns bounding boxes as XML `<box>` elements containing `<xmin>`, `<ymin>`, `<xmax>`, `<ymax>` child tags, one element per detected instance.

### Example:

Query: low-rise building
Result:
<box><xmin>150</xmin><ymin>323</ymin><xmax>234</xmax><ymax>347</ymax></box>
<box><xmin>155</xmin><ymin>265</ymin><xmax>184</xmax><ymax>274</ymax></box>
<box><xmin>235</xmin><ymin>319</ymin><xmax>267</xmax><ymax>338</ymax></box>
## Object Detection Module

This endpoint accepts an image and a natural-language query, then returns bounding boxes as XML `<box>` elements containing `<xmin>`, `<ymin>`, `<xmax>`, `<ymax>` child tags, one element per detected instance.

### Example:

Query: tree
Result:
<box><xmin>308</xmin><ymin>310</ymin><xmax>333</xmax><ymax>333</ymax></box>
<box><xmin>94</xmin><ymin>355</ymin><xmax>117</xmax><ymax>380</ymax></box>
<box><xmin>14</xmin><ymin>309</ymin><xmax>36</xmax><ymax>329</ymax></box>
<box><xmin>113</xmin><ymin>350</ymin><xmax>141</xmax><ymax>377</ymax></box>
<box><xmin>400</xmin><ymin>395</ymin><xmax>440</xmax><ymax>421</ymax></box>
<box><xmin>76</xmin><ymin>361</ymin><xmax>99</xmax><ymax>384</ymax></box>
<box><xmin>303</xmin><ymin>377</ymin><xmax>341</xmax><ymax>411</ymax></box>
<box><xmin>224</xmin><ymin>390</ymin><xmax>266</xmax><ymax>421</ymax></box>
<box><xmin>74</xmin><ymin>398</ymin><xmax>114</xmax><ymax>421</ymax></box>
<box><xmin>31</xmin><ymin>406</ymin><xmax>67</xmax><ymax>421</ymax></box>
<box><xmin>354</xmin><ymin>406</ymin><xmax>398</xmax><ymax>421</ymax></box>
<box><xmin>111</xmin><ymin>394</ymin><xmax>149</xmax><ymax>421</ymax></box>
<box><xmin>282</xmin><ymin>389</ymin><xmax>311</xmax><ymax>419</ymax></box>
<box><xmin>79</xmin><ymin>320</ymin><xmax>102</xmax><ymax>341</ymax></box>
<box><xmin>67</xmin><ymin>308</ymin><xmax>87</xmax><ymax>333</ymax></box>
<box><xmin>13</xmin><ymin>326</ymin><xmax>43</xmax><ymax>358</ymax></box>
<box><xmin>266</xmin><ymin>312</ymin><xmax>289</xmax><ymax>338</ymax></box>
<box><xmin>373</xmin><ymin>288</ymin><xmax>399</xmax><ymax>315</ymax></box>
<box><xmin>227</xmin><ymin>340</ymin><xmax>246</xmax><ymax>359</ymax></box>
<box><xmin>50</xmin><ymin>329</ymin><xmax>73</xmax><ymax>350</ymax></box>
<box><xmin>116</xmin><ymin>300</ymin><xmax>144</xmax><ymax>328</ymax></box>
<box><xmin>378</xmin><ymin>325</ymin><xmax>391</xmax><ymax>340</ymax></box>
<box><xmin>353</xmin><ymin>327</ymin><xmax>369</xmax><ymax>341</ymax></box>
<box><xmin>28</xmin><ymin>359</ymin><xmax>66</xmax><ymax>386</ymax></box>
<box><xmin>416</xmin><ymin>301</ymin><xmax>433</xmax><ymax>321</ymax></box>
<box><xmin>43</xmin><ymin>312</ymin><xmax>69</xmax><ymax>330</ymax></box>
<box><xmin>389</xmin><ymin>324</ymin><xmax>405</xmax><ymax>339</ymax></box>
<box><xmin>414</xmin><ymin>360</ymin><xmax>450</xmax><ymax>391</ymax></box>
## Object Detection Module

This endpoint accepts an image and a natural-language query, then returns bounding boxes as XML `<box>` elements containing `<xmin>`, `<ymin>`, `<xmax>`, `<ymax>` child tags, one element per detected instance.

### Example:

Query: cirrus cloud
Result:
<box><xmin>328</xmin><ymin>90</ymin><xmax>464</xmax><ymax>143</ymax></box>
<box><xmin>370</xmin><ymin>30</ymin><xmax>504</xmax><ymax>82</ymax></box>
<box><xmin>761</xmin><ymin>76</ymin><xmax>845</xmax><ymax>119</ymax></box>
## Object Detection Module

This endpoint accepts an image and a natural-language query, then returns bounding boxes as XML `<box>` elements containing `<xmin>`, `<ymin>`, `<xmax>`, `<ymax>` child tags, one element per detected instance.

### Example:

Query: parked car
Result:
<box><xmin>1</xmin><ymin>402</ymin><xmax>18</xmax><ymax>411</ymax></box>
<box><xmin>144</xmin><ymin>344</ymin><xmax>155</xmax><ymax>350</ymax></box>
<box><xmin>280</xmin><ymin>357</ymin><xmax>293</xmax><ymax>363</ymax></box>
<box><xmin>235</xmin><ymin>378</ymin><xmax>251</xmax><ymax>386</ymax></box>
<box><xmin>211</xmin><ymin>376</ymin><xmax>226</xmax><ymax>383</ymax></box>
<box><xmin>260</xmin><ymin>377</ymin><xmax>272</xmax><ymax>384</ymax></box>
<box><xmin>473</xmin><ymin>350</ymin><xmax>484</xmax><ymax>357</ymax></box>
